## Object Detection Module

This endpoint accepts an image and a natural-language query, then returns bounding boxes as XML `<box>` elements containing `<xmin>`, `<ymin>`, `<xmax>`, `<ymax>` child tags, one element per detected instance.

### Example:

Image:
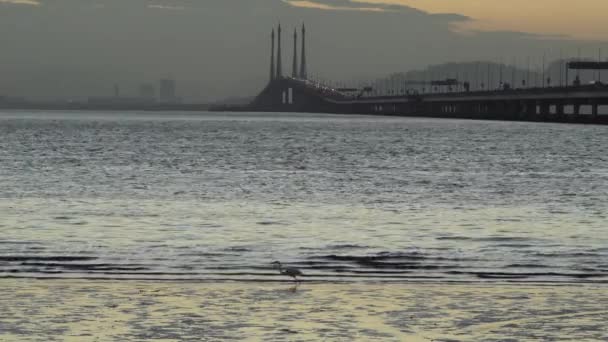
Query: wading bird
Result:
<box><xmin>271</xmin><ymin>261</ymin><xmax>303</xmax><ymax>284</ymax></box>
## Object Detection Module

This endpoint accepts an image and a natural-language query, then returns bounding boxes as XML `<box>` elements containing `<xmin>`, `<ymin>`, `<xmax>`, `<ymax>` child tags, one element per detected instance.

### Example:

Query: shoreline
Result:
<box><xmin>1</xmin><ymin>108</ymin><xmax>607</xmax><ymax>126</ymax></box>
<box><xmin>2</xmin><ymin>275</ymin><xmax>608</xmax><ymax>286</ymax></box>
<box><xmin>2</xmin><ymin>279</ymin><xmax>607</xmax><ymax>341</ymax></box>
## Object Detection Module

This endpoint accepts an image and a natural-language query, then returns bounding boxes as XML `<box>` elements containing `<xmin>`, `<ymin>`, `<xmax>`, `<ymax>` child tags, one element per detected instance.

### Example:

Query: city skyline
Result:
<box><xmin>1</xmin><ymin>0</ymin><xmax>607</xmax><ymax>103</ymax></box>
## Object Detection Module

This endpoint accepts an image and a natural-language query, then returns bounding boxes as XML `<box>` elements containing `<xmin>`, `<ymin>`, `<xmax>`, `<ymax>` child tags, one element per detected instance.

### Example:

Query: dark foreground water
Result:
<box><xmin>0</xmin><ymin>111</ymin><xmax>606</xmax><ymax>283</ymax></box>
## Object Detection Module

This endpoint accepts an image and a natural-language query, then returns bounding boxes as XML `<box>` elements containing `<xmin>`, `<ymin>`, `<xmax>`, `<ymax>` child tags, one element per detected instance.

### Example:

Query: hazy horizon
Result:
<box><xmin>1</xmin><ymin>0</ymin><xmax>607</xmax><ymax>103</ymax></box>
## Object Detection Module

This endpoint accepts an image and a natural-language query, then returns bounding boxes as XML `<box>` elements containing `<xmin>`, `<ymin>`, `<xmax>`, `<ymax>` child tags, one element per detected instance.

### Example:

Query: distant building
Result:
<box><xmin>159</xmin><ymin>79</ymin><xmax>180</xmax><ymax>104</ymax></box>
<box><xmin>87</xmin><ymin>96</ymin><xmax>149</xmax><ymax>106</ymax></box>
<box><xmin>0</xmin><ymin>95</ymin><xmax>26</xmax><ymax>105</ymax></box>
<box><xmin>87</xmin><ymin>83</ymin><xmax>152</xmax><ymax>106</ymax></box>
<box><xmin>139</xmin><ymin>84</ymin><xmax>156</xmax><ymax>102</ymax></box>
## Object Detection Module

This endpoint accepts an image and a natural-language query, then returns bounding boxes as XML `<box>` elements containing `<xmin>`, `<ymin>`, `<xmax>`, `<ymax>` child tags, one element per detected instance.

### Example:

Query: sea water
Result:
<box><xmin>1</xmin><ymin>111</ymin><xmax>606</xmax><ymax>283</ymax></box>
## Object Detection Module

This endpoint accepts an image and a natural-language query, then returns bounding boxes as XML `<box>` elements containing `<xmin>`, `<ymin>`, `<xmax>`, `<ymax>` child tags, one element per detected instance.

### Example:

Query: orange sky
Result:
<box><xmin>293</xmin><ymin>0</ymin><xmax>608</xmax><ymax>40</ymax></box>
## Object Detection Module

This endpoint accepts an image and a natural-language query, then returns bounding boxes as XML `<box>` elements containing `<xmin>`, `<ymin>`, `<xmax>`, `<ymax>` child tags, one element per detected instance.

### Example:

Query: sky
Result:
<box><xmin>343</xmin><ymin>0</ymin><xmax>608</xmax><ymax>40</ymax></box>
<box><xmin>0</xmin><ymin>0</ymin><xmax>607</xmax><ymax>102</ymax></box>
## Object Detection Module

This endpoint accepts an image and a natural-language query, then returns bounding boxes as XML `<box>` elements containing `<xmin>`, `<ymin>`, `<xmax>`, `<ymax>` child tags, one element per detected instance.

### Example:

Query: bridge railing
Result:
<box><xmin>283</xmin><ymin>77</ymin><xmax>608</xmax><ymax>103</ymax></box>
<box><xmin>286</xmin><ymin>77</ymin><xmax>353</xmax><ymax>101</ymax></box>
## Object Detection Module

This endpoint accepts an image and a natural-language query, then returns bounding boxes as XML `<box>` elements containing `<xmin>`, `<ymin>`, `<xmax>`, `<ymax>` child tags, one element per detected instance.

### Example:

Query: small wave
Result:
<box><xmin>288</xmin><ymin>261</ymin><xmax>354</xmax><ymax>269</ymax></box>
<box><xmin>177</xmin><ymin>252</ymin><xmax>233</xmax><ymax>257</ymax></box>
<box><xmin>256</xmin><ymin>221</ymin><xmax>285</xmax><ymax>226</ymax></box>
<box><xmin>70</xmin><ymin>221</ymin><xmax>88</xmax><ymax>226</ymax></box>
<box><xmin>448</xmin><ymin>271</ymin><xmax>607</xmax><ymax>280</ymax></box>
<box><xmin>298</xmin><ymin>244</ymin><xmax>371</xmax><ymax>251</ymax></box>
<box><xmin>474</xmin><ymin>236</ymin><xmax>536</xmax><ymax>242</ymax></box>
<box><xmin>590</xmin><ymin>248</ymin><xmax>608</xmax><ymax>253</ymax></box>
<box><xmin>533</xmin><ymin>252</ymin><xmax>600</xmax><ymax>258</ymax></box>
<box><xmin>224</xmin><ymin>247</ymin><xmax>252</xmax><ymax>252</ymax></box>
<box><xmin>505</xmin><ymin>264</ymin><xmax>550</xmax><ymax>268</ymax></box>
<box><xmin>20</xmin><ymin>262</ymin><xmax>147</xmax><ymax>271</ymax></box>
<box><xmin>575</xmin><ymin>267</ymin><xmax>608</xmax><ymax>273</ymax></box>
<box><xmin>492</xmin><ymin>244</ymin><xmax>535</xmax><ymax>248</ymax></box>
<box><xmin>314</xmin><ymin>252</ymin><xmax>427</xmax><ymax>263</ymax></box>
<box><xmin>0</xmin><ymin>256</ymin><xmax>97</xmax><ymax>262</ymax></box>
<box><xmin>199</xmin><ymin>224</ymin><xmax>223</xmax><ymax>228</ymax></box>
<box><xmin>310</xmin><ymin>252</ymin><xmax>465</xmax><ymax>270</ymax></box>
<box><xmin>548</xmin><ymin>211</ymin><xmax>570</xmax><ymax>215</ymax></box>
<box><xmin>328</xmin><ymin>244</ymin><xmax>371</xmax><ymax>250</ymax></box>
<box><xmin>436</xmin><ymin>236</ymin><xmax>471</xmax><ymax>241</ymax></box>
<box><xmin>3</xmin><ymin>269</ymin><xmax>64</xmax><ymax>274</ymax></box>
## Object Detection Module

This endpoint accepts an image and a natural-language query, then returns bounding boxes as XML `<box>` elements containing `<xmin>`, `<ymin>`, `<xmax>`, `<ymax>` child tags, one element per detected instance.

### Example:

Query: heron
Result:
<box><xmin>271</xmin><ymin>261</ymin><xmax>303</xmax><ymax>284</ymax></box>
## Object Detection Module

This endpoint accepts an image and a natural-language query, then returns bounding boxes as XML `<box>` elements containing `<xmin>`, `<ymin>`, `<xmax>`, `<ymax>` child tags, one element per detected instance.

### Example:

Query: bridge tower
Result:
<box><xmin>300</xmin><ymin>23</ymin><xmax>307</xmax><ymax>80</ymax></box>
<box><xmin>292</xmin><ymin>29</ymin><xmax>298</xmax><ymax>78</ymax></box>
<box><xmin>276</xmin><ymin>24</ymin><xmax>283</xmax><ymax>79</ymax></box>
<box><xmin>269</xmin><ymin>29</ymin><xmax>275</xmax><ymax>82</ymax></box>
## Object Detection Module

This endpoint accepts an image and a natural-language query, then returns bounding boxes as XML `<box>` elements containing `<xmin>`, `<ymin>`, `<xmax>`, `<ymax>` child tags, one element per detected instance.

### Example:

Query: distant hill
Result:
<box><xmin>211</xmin><ymin>96</ymin><xmax>255</xmax><ymax>106</ymax></box>
<box><xmin>367</xmin><ymin>59</ymin><xmax>603</xmax><ymax>95</ymax></box>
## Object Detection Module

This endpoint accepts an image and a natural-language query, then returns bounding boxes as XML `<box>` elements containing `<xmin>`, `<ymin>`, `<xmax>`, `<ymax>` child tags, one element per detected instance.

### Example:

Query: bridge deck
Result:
<box><xmin>247</xmin><ymin>78</ymin><xmax>608</xmax><ymax>124</ymax></box>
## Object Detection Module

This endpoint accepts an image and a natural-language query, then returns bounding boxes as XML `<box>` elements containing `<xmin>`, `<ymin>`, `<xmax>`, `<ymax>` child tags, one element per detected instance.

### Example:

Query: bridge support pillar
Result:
<box><xmin>526</xmin><ymin>101</ymin><xmax>536</xmax><ymax>120</ymax></box>
<box><xmin>516</xmin><ymin>101</ymin><xmax>524</xmax><ymax>119</ymax></box>
<box><xmin>500</xmin><ymin>101</ymin><xmax>510</xmax><ymax>119</ymax></box>
<box><xmin>574</xmin><ymin>103</ymin><xmax>581</xmax><ymax>115</ymax></box>
<box><xmin>512</xmin><ymin>101</ymin><xmax>518</xmax><ymax>119</ymax></box>
<box><xmin>494</xmin><ymin>101</ymin><xmax>503</xmax><ymax>119</ymax></box>
<box><xmin>482</xmin><ymin>102</ymin><xmax>490</xmax><ymax>118</ymax></box>
<box><xmin>463</xmin><ymin>102</ymin><xmax>473</xmax><ymax>118</ymax></box>
<box><xmin>592</xmin><ymin>102</ymin><xmax>599</xmax><ymax>117</ymax></box>
<box><xmin>540</xmin><ymin>102</ymin><xmax>550</xmax><ymax>119</ymax></box>
<box><xmin>556</xmin><ymin>102</ymin><xmax>564</xmax><ymax>119</ymax></box>
<box><xmin>431</xmin><ymin>103</ymin><xmax>439</xmax><ymax>116</ymax></box>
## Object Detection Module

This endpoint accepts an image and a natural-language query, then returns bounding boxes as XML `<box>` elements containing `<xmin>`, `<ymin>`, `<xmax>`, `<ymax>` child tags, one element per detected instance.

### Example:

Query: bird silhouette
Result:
<box><xmin>271</xmin><ymin>261</ymin><xmax>303</xmax><ymax>284</ymax></box>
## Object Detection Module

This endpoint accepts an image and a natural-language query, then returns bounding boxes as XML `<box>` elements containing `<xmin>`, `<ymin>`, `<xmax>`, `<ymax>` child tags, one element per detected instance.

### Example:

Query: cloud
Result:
<box><xmin>0</xmin><ymin>0</ymin><xmax>40</xmax><ymax>5</ymax></box>
<box><xmin>148</xmin><ymin>4</ymin><xmax>185</xmax><ymax>11</ymax></box>
<box><xmin>284</xmin><ymin>0</ymin><xmax>468</xmax><ymax>23</ymax></box>
<box><xmin>347</xmin><ymin>0</ymin><xmax>608</xmax><ymax>40</ymax></box>
<box><xmin>283</xmin><ymin>0</ymin><xmax>391</xmax><ymax>12</ymax></box>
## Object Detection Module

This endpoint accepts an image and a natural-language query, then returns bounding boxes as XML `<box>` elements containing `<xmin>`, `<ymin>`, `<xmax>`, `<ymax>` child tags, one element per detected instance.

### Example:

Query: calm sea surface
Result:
<box><xmin>1</xmin><ymin>111</ymin><xmax>607</xmax><ymax>283</ymax></box>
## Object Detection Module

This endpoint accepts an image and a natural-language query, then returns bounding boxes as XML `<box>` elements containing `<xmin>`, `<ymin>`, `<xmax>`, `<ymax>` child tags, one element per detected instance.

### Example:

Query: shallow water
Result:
<box><xmin>2</xmin><ymin>280</ymin><xmax>607</xmax><ymax>341</ymax></box>
<box><xmin>0</xmin><ymin>111</ymin><xmax>607</xmax><ymax>282</ymax></box>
